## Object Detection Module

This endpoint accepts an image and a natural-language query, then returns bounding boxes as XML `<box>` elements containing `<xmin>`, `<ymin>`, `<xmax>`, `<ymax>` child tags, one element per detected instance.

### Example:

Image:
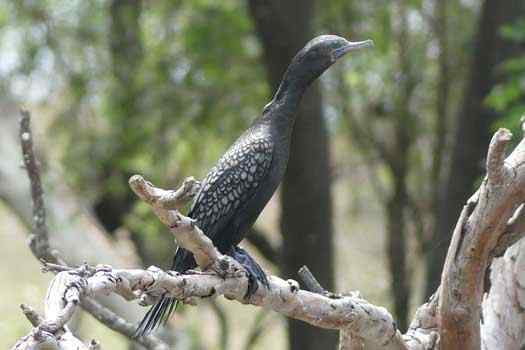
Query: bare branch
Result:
<box><xmin>13</xmin><ymin>157</ymin><xmax>436</xmax><ymax>350</ymax></box>
<box><xmin>129</xmin><ymin>174</ymin><xmax>220</xmax><ymax>269</ymax></box>
<box><xmin>481</xmin><ymin>238</ymin><xmax>525</xmax><ymax>349</ymax></box>
<box><xmin>298</xmin><ymin>265</ymin><xmax>327</xmax><ymax>295</ymax></box>
<box><xmin>13</xmin><ymin>259</ymin><xmax>413</xmax><ymax>350</ymax></box>
<box><xmin>438</xmin><ymin>122</ymin><xmax>525</xmax><ymax>350</ymax></box>
<box><xmin>486</xmin><ymin>128</ymin><xmax>512</xmax><ymax>185</ymax></box>
<box><xmin>19</xmin><ymin>109</ymin><xmax>55</xmax><ymax>263</ymax></box>
<box><xmin>20</xmin><ymin>304</ymin><xmax>44</xmax><ymax>327</ymax></box>
<box><xmin>493</xmin><ymin>203</ymin><xmax>525</xmax><ymax>257</ymax></box>
<box><xmin>125</xmin><ymin>175</ymin><xmax>432</xmax><ymax>349</ymax></box>
<box><xmin>80</xmin><ymin>298</ymin><xmax>167</xmax><ymax>350</ymax></box>
<box><xmin>12</xmin><ymin>263</ymin><xmax>169</xmax><ymax>350</ymax></box>
<box><xmin>19</xmin><ymin>107</ymin><xmax>525</xmax><ymax>349</ymax></box>
<box><xmin>129</xmin><ymin>175</ymin><xmax>200</xmax><ymax>210</ymax></box>
<box><xmin>16</xmin><ymin>111</ymin><xmax>168</xmax><ymax>349</ymax></box>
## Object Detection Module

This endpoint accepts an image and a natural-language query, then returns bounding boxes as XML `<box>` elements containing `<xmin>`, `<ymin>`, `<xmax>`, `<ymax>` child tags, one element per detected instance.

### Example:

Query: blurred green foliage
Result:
<box><xmin>0</xmin><ymin>0</ymin><xmax>491</xmax><ymax>287</ymax></box>
<box><xmin>1</xmin><ymin>0</ymin><xmax>267</xmax><ymax>185</ymax></box>
<box><xmin>0</xmin><ymin>0</ymin><xmax>268</xmax><ymax>263</ymax></box>
<box><xmin>486</xmin><ymin>17</ymin><xmax>525</xmax><ymax>134</ymax></box>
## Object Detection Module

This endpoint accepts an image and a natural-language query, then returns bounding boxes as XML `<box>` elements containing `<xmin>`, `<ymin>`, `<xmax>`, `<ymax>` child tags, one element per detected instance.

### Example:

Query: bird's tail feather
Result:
<box><xmin>135</xmin><ymin>296</ymin><xmax>178</xmax><ymax>337</ymax></box>
<box><xmin>135</xmin><ymin>247</ymin><xmax>195</xmax><ymax>336</ymax></box>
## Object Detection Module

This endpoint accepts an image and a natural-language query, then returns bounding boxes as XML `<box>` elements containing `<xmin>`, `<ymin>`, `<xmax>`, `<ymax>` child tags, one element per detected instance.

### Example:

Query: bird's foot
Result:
<box><xmin>227</xmin><ymin>246</ymin><xmax>269</xmax><ymax>299</ymax></box>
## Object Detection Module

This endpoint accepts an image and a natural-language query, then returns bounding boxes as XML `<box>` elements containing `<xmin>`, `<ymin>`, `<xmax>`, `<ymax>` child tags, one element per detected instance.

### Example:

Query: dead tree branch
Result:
<box><xmin>439</xmin><ymin>123</ymin><xmax>525</xmax><ymax>350</ymax></box>
<box><xmin>13</xmin><ymin>109</ymin><xmax>525</xmax><ymax>349</ymax></box>
<box><xmin>19</xmin><ymin>109</ymin><xmax>56</xmax><ymax>263</ymax></box>
<box><xmin>13</xmin><ymin>169</ymin><xmax>437</xmax><ymax>349</ymax></box>
<box><xmin>13</xmin><ymin>258</ymin><xmax>412</xmax><ymax>349</ymax></box>
<box><xmin>1</xmin><ymin>106</ymin><xmax>145</xmax><ymax>323</ymax></box>
<box><xmin>481</xmin><ymin>238</ymin><xmax>525</xmax><ymax>349</ymax></box>
<box><xmin>13</xmin><ymin>110</ymin><xmax>167</xmax><ymax>350</ymax></box>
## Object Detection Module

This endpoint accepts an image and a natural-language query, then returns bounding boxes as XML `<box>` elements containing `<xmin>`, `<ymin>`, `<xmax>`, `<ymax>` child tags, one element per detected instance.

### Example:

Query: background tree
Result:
<box><xmin>427</xmin><ymin>0</ymin><xmax>525</xmax><ymax>296</ymax></box>
<box><xmin>248</xmin><ymin>1</ymin><xmax>337</xmax><ymax>349</ymax></box>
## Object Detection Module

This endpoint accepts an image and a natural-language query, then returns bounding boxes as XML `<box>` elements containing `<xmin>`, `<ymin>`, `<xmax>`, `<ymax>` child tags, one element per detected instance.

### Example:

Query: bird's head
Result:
<box><xmin>290</xmin><ymin>35</ymin><xmax>373</xmax><ymax>85</ymax></box>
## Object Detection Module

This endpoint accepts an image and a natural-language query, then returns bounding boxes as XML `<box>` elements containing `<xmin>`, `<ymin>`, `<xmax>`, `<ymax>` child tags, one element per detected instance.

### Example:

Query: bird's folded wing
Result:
<box><xmin>187</xmin><ymin>134</ymin><xmax>273</xmax><ymax>241</ymax></box>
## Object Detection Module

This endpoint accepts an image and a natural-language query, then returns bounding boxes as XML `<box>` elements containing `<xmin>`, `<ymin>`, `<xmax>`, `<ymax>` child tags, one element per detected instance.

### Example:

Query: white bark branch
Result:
<box><xmin>481</xmin><ymin>238</ymin><xmax>525</xmax><ymax>349</ymax></box>
<box><xmin>0</xmin><ymin>104</ymin><xmax>145</xmax><ymax>324</ymax></box>
<box><xmin>439</xmin><ymin>122</ymin><xmax>525</xmax><ymax>350</ymax></box>
<box><xmin>128</xmin><ymin>175</ymin><xmax>219</xmax><ymax>269</ymax></box>
<box><xmin>13</xmin><ymin>106</ymin><xmax>525</xmax><ymax>350</ymax></box>
<box><xmin>486</xmin><ymin>128</ymin><xmax>512</xmax><ymax>185</ymax></box>
<box><xmin>127</xmin><ymin>175</ymin><xmax>422</xmax><ymax>349</ymax></box>
<box><xmin>13</xmin><ymin>260</ymin><xmax>414</xmax><ymax>350</ymax></box>
<box><xmin>11</xmin><ymin>110</ymin><xmax>168</xmax><ymax>349</ymax></box>
<box><xmin>13</xmin><ymin>170</ymin><xmax>438</xmax><ymax>349</ymax></box>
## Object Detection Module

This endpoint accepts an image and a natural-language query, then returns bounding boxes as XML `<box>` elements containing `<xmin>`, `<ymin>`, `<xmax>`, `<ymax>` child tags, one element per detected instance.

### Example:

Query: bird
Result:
<box><xmin>136</xmin><ymin>35</ymin><xmax>373</xmax><ymax>336</ymax></box>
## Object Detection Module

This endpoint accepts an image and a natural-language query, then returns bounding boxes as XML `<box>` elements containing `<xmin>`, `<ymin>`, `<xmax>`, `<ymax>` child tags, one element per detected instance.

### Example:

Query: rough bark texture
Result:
<box><xmin>439</xmin><ymin>127</ymin><xmax>525</xmax><ymax>350</ymax></box>
<box><xmin>13</xmin><ymin>110</ymin><xmax>525</xmax><ymax>349</ymax></box>
<box><xmin>427</xmin><ymin>0</ymin><xmax>525</xmax><ymax>297</ymax></box>
<box><xmin>247</xmin><ymin>1</ymin><xmax>337</xmax><ymax>349</ymax></box>
<box><xmin>12</xmin><ymin>175</ymin><xmax>434</xmax><ymax>350</ymax></box>
<box><xmin>481</xmin><ymin>239</ymin><xmax>525</xmax><ymax>349</ymax></box>
<box><xmin>12</xmin><ymin>262</ymin><xmax>409</xmax><ymax>350</ymax></box>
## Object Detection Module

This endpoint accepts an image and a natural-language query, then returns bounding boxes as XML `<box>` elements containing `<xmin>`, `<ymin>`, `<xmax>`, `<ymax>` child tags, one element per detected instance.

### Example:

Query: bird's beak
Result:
<box><xmin>333</xmin><ymin>39</ymin><xmax>374</xmax><ymax>60</ymax></box>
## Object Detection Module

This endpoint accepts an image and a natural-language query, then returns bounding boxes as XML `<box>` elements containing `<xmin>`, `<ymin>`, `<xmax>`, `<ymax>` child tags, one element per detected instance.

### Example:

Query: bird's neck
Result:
<box><xmin>273</xmin><ymin>63</ymin><xmax>314</xmax><ymax>108</ymax></box>
<box><xmin>261</xmin><ymin>68</ymin><xmax>312</xmax><ymax>132</ymax></box>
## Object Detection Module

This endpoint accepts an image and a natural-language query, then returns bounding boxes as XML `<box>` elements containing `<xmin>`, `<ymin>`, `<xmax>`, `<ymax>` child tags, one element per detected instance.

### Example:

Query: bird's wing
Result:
<box><xmin>188</xmin><ymin>133</ymin><xmax>273</xmax><ymax>242</ymax></box>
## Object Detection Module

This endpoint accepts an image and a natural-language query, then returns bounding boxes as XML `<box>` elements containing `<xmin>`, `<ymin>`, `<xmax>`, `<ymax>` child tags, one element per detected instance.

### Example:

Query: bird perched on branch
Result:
<box><xmin>136</xmin><ymin>35</ymin><xmax>373</xmax><ymax>335</ymax></box>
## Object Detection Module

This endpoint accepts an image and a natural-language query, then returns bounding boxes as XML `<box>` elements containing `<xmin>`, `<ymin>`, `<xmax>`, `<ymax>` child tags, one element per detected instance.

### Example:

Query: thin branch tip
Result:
<box><xmin>298</xmin><ymin>265</ymin><xmax>326</xmax><ymax>295</ymax></box>
<box><xmin>128</xmin><ymin>174</ymin><xmax>144</xmax><ymax>186</ymax></box>
<box><xmin>487</xmin><ymin>128</ymin><xmax>513</xmax><ymax>184</ymax></box>
<box><xmin>20</xmin><ymin>304</ymin><xmax>43</xmax><ymax>327</ymax></box>
<box><xmin>496</xmin><ymin>128</ymin><xmax>512</xmax><ymax>141</ymax></box>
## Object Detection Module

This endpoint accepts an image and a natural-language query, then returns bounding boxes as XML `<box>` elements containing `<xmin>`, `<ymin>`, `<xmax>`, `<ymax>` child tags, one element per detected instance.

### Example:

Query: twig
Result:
<box><xmin>129</xmin><ymin>174</ymin><xmax>220</xmax><ymax>269</ymax></box>
<box><xmin>20</xmin><ymin>304</ymin><xmax>44</xmax><ymax>327</ymax></box>
<box><xmin>19</xmin><ymin>109</ymin><xmax>55</xmax><ymax>263</ymax></box>
<box><xmin>80</xmin><ymin>298</ymin><xmax>167</xmax><ymax>350</ymax></box>
<box><xmin>14</xmin><ymin>110</ymin><xmax>168</xmax><ymax>350</ymax></box>
<box><xmin>486</xmin><ymin>128</ymin><xmax>512</xmax><ymax>185</ymax></box>
<box><xmin>298</xmin><ymin>265</ymin><xmax>327</xmax><ymax>295</ymax></box>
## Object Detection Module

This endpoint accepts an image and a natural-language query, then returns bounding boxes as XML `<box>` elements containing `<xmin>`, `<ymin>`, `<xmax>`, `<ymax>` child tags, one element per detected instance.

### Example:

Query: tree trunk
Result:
<box><xmin>247</xmin><ymin>1</ymin><xmax>338</xmax><ymax>349</ymax></box>
<box><xmin>93</xmin><ymin>0</ymin><xmax>143</xmax><ymax>237</ymax></box>
<box><xmin>383</xmin><ymin>0</ymin><xmax>416</xmax><ymax>330</ymax></box>
<box><xmin>426</xmin><ymin>0</ymin><xmax>525</xmax><ymax>297</ymax></box>
<box><xmin>386</xmin><ymin>173</ymin><xmax>410</xmax><ymax>331</ymax></box>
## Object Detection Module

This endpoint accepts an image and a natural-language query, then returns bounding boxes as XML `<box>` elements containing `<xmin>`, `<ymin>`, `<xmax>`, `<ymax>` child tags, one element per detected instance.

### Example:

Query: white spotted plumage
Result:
<box><xmin>187</xmin><ymin>129</ymin><xmax>273</xmax><ymax>246</ymax></box>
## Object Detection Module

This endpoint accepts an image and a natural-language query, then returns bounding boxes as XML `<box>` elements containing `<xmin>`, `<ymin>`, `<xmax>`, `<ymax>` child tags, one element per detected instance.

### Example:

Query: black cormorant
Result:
<box><xmin>136</xmin><ymin>35</ymin><xmax>372</xmax><ymax>335</ymax></box>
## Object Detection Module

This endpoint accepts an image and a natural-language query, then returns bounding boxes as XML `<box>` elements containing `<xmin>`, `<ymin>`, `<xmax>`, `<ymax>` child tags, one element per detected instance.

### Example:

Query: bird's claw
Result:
<box><xmin>227</xmin><ymin>246</ymin><xmax>269</xmax><ymax>300</ymax></box>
